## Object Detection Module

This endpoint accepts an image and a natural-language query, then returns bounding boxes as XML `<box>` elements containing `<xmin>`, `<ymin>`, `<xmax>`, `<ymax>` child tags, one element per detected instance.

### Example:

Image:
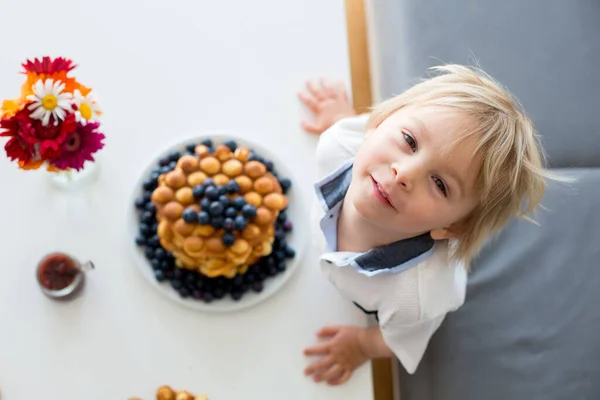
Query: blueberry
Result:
<box><xmin>192</xmin><ymin>185</ymin><xmax>205</xmax><ymax>199</ymax></box>
<box><xmin>225</xmin><ymin>180</ymin><xmax>240</xmax><ymax>194</ymax></box>
<box><xmin>258</xmin><ymin>271</ymin><xmax>268</xmax><ymax>281</ymax></box>
<box><xmin>222</xmin><ymin>232</ymin><xmax>236</xmax><ymax>246</ymax></box>
<box><xmin>201</xmin><ymin>138</ymin><xmax>213</xmax><ymax>147</ymax></box>
<box><xmin>155</xmin><ymin>269</ymin><xmax>166</xmax><ymax>282</ymax></box>
<box><xmin>182</xmin><ymin>209</ymin><xmax>198</xmax><ymax>223</ymax></box>
<box><xmin>134</xmin><ymin>196</ymin><xmax>147</xmax><ymax>210</ymax></box>
<box><xmin>248</xmin><ymin>153</ymin><xmax>264</xmax><ymax>163</ymax></box>
<box><xmin>207</xmin><ymin>146</ymin><xmax>215</xmax><ymax>154</ymax></box>
<box><xmin>151</xmin><ymin>222</ymin><xmax>158</xmax><ymax>233</ymax></box>
<box><xmin>225</xmin><ymin>207</ymin><xmax>238</xmax><ymax>218</ymax></box>
<box><xmin>203</xmin><ymin>178</ymin><xmax>215</xmax><ymax>187</ymax></box>
<box><xmin>241</xmin><ymin>204</ymin><xmax>257</xmax><ymax>218</ymax></box>
<box><xmin>232</xmin><ymin>196</ymin><xmax>246</xmax><ymax>210</ymax></box>
<box><xmin>205</xmin><ymin>186</ymin><xmax>219</xmax><ymax>200</ymax></box>
<box><xmin>160</xmin><ymin>166</ymin><xmax>172</xmax><ymax>174</ymax></box>
<box><xmin>144</xmin><ymin>202</ymin><xmax>156</xmax><ymax>213</ymax></box>
<box><xmin>186</xmin><ymin>143</ymin><xmax>197</xmax><ymax>154</ymax></box>
<box><xmin>277</xmin><ymin>212</ymin><xmax>287</xmax><ymax>223</ymax></box>
<box><xmin>276</xmin><ymin>261</ymin><xmax>287</xmax><ymax>272</ymax></box>
<box><xmin>159</xmin><ymin>156</ymin><xmax>170</xmax><ymax>166</ymax></box>
<box><xmin>145</xmin><ymin>247</ymin><xmax>155</xmax><ymax>260</ymax></box>
<box><xmin>234</xmin><ymin>215</ymin><xmax>248</xmax><ymax>231</ymax></box>
<box><xmin>252</xmin><ymin>282</ymin><xmax>264</xmax><ymax>293</ymax></box>
<box><xmin>164</xmin><ymin>269</ymin><xmax>174</xmax><ymax>279</ymax></box>
<box><xmin>266</xmin><ymin>257</ymin><xmax>276</xmax><ymax>268</ymax></box>
<box><xmin>171</xmin><ymin>279</ymin><xmax>183</xmax><ymax>290</ymax></box>
<box><xmin>264</xmin><ymin>160</ymin><xmax>274</xmax><ymax>171</ymax></box>
<box><xmin>279</xmin><ymin>178</ymin><xmax>292</xmax><ymax>193</ymax></box>
<box><xmin>200</xmin><ymin>198</ymin><xmax>211</xmax><ymax>210</ymax></box>
<box><xmin>217</xmin><ymin>186</ymin><xmax>227</xmax><ymax>196</ymax></box>
<box><xmin>197</xmin><ymin>211</ymin><xmax>210</xmax><ymax>225</ymax></box>
<box><xmin>203</xmin><ymin>293</ymin><xmax>214</xmax><ymax>303</ymax></box>
<box><xmin>168</xmin><ymin>151</ymin><xmax>181</xmax><ymax>162</ymax></box>
<box><xmin>155</xmin><ymin>248</ymin><xmax>167</xmax><ymax>260</ymax></box>
<box><xmin>223</xmin><ymin>218</ymin><xmax>235</xmax><ymax>231</ymax></box>
<box><xmin>173</xmin><ymin>268</ymin><xmax>184</xmax><ymax>279</ymax></box>
<box><xmin>284</xmin><ymin>246</ymin><xmax>296</xmax><ymax>258</ymax></box>
<box><xmin>233</xmin><ymin>275</ymin><xmax>244</xmax><ymax>286</ymax></box>
<box><xmin>150</xmin><ymin>171</ymin><xmax>160</xmax><ymax>180</ymax></box>
<box><xmin>139</xmin><ymin>223</ymin><xmax>151</xmax><ymax>236</ymax></box>
<box><xmin>141</xmin><ymin>211</ymin><xmax>155</xmax><ymax>224</ymax></box>
<box><xmin>274</xmin><ymin>251</ymin><xmax>285</xmax><ymax>262</ymax></box>
<box><xmin>143</xmin><ymin>177</ymin><xmax>156</xmax><ymax>191</ymax></box>
<box><xmin>209</xmin><ymin>201</ymin><xmax>224</xmax><ymax>216</ymax></box>
<box><xmin>160</xmin><ymin>260</ymin><xmax>171</xmax><ymax>269</ymax></box>
<box><xmin>283</xmin><ymin>220</ymin><xmax>293</xmax><ymax>232</ymax></box>
<box><xmin>151</xmin><ymin>258</ymin><xmax>161</xmax><ymax>269</ymax></box>
<box><xmin>214</xmin><ymin>288</ymin><xmax>225</xmax><ymax>299</ymax></box>
<box><xmin>211</xmin><ymin>216</ymin><xmax>224</xmax><ymax>229</ymax></box>
<box><xmin>192</xmin><ymin>290</ymin><xmax>203</xmax><ymax>299</ymax></box>
<box><xmin>244</xmin><ymin>273</ymin><xmax>256</xmax><ymax>284</ymax></box>
<box><xmin>218</xmin><ymin>194</ymin><xmax>230</xmax><ymax>207</ymax></box>
<box><xmin>135</xmin><ymin>235</ymin><xmax>146</xmax><ymax>246</ymax></box>
<box><xmin>179</xmin><ymin>288</ymin><xmax>190</xmax><ymax>298</ymax></box>
<box><xmin>224</xmin><ymin>140</ymin><xmax>238</xmax><ymax>151</ymax></box>
<box><xmin>275</xmin><ymin>229</ymin><xmax>285</xmax><ymax>240</ymax></box>
<box><xmin>231</xmin><ymin>291</ymin><xmax>243</xmax><ymax>301</ymax></box>
<box><xmin>268</xmin><ymin>265</ymin><xmax>278</xmax><ymax>277</ymax></box>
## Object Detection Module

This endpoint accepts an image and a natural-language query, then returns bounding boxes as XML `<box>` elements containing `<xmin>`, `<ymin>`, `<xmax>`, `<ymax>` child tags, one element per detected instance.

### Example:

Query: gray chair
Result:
<box><xmin>369</xmin><ymin>1</ymin><xmax>600</xmax><ymax>399</ymax></box>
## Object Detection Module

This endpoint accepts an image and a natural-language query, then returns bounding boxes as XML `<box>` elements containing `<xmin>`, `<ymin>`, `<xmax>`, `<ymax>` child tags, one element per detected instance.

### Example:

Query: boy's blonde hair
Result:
<box><xmin>367</xmin><ymin>65</ymin><xmax>548</xmax><ymax>267</ymax></box>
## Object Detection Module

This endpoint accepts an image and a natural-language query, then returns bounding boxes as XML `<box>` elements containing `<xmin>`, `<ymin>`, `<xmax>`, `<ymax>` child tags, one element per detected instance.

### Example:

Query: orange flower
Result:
<box><xmin>0</xmin><ymin>99</ymin><xmax>24</xmax><ymax>119</ymax></box>
<box><xmin>18</xmin><ymin>159</ymin><xmax>43</xmax><ymax>170</ymax></box>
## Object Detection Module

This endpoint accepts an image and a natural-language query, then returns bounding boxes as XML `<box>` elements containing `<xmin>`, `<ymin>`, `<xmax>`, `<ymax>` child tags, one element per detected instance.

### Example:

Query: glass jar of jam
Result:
<box><xmin>36</xmin><ymin>253</ymin><xmax>94</xmax><ymax>299</ymax></box>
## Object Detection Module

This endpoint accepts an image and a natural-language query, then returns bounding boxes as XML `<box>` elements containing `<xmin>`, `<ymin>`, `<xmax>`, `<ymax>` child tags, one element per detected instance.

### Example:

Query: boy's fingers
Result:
<box><xmin>303</xmin><ymin>343</ymin><xmax>329</xmax><ymax>356</ymax></box>
<box><xmin>328</xmin><ymin>369</ymin><xmax>353</xmax><ymax>386</ymax></box>
<box><xmin>336</xmin><ymin>82</ymin><xmax>349</xmax><ymax>101</ymax></box>
<box><xmin>304</xmin><ymin>355</ymin><xmax>335</xmax><ymax>376</ymax></box>
<box><xmin>306</xmin><ymin>80</ymin><xmax>325</xmax><ymax>100</ymax></box>
<box><xmin>297</xmin><ymin>91</ymin><xmax>319</xmax><ymax>112</ymax></box>
<box><xmin>320</xmin><ymin>78</ymin><xmax>337</xmax><ymax>98</ymax></box>
<box><xmin>317</xmin><ymin>326</ymin><xmax>340</xmax><ymax>337</ymax></box>
<box><xmin>320</xmin><ymin>365</ymin><xmax>344</xmax><ymax>383</ymax></box>
<box><xmin>301</xmin><ymin>120</ymin><xmax>322</xmax><ymax>135</ymax></box>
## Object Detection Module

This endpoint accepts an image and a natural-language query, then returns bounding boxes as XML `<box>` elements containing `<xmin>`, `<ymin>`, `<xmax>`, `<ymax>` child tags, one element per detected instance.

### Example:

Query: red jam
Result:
<box><xmin>38</xmin><ymin>254</ymin><xmax>79</xmax><ymax>291</ymax></box>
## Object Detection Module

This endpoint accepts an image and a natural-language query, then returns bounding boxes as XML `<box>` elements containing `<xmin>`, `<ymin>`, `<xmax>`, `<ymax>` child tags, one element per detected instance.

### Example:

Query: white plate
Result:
<box><xmin>128</xmin><ymin>133</ymin><xmax>307</xmax><ymax>313</ymax></box>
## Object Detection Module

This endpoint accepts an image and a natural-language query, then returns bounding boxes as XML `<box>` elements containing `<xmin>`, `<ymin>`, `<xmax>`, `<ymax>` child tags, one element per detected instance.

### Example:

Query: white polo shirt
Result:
<box><xmin>312</xmin><ymin>114</ymin><xmax>467</xmax><ymax>374</ymax></box>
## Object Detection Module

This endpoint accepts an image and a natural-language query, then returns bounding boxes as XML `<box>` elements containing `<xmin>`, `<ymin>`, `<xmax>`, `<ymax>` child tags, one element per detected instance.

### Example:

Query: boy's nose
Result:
<box><xmin>391</xmin><ymin>162</ymin><xmax>416</xmax><ymax>191</ymax></box>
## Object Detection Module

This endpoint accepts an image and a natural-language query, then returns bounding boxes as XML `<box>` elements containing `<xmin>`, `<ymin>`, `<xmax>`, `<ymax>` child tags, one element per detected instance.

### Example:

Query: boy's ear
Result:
<box><xmin>430</xmin><ymin>221</ymin><xmax>464</xmax><ymax>240</ymax></box>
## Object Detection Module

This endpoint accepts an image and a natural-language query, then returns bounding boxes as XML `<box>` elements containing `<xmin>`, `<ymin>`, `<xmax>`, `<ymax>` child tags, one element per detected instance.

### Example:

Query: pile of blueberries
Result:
<box><xmin>134</xmin><ymin>139</ymin><xmax>295</xmax><ymax>303</ymax></box>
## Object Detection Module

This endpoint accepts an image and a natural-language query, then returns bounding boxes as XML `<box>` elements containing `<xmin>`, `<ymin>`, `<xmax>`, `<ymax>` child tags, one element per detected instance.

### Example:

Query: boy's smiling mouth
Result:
<box><xmin>370</xmin><ymin>175</ymin><xmax>396</xmax><ymax>210</ymax></box>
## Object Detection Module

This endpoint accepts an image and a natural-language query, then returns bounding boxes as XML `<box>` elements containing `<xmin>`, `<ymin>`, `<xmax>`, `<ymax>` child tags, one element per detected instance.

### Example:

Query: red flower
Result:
<box><xmin>28</xmin><ymin>112</ymin><xmax>76</xmax><ymax>159</ymax></box>
<box><xmin>22</xmin><ymin>57</ymin><xmax>76</xmax><ymax>75</ymax></box>
<box><xmin>51</xmin><ymin>121</ymin><xmax>105</xmax><ymax>171</ymax></box>
<box><xmin>0</xmin><ymin>110</ymin><xmax>36</xmax><ymax>164</ymax></box>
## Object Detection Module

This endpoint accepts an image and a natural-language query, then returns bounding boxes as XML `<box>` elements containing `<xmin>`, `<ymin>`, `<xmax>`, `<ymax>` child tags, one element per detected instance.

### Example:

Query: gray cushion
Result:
<box><xmin>399</xmin><ymin>168</ymin><xmax>600</xmax><ymax>400</ymax></box>
<box><xmin>371</xmin><ymin>0</ymin><xmax>600</xmax><ymax>168</ymax></box>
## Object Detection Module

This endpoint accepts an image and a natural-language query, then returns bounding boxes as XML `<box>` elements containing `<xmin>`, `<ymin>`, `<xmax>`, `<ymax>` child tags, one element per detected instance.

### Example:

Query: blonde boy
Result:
<box><xmin>298</xmin><ymin>65</ymin><xmax>547</xmax><ymax>385</ymax></box>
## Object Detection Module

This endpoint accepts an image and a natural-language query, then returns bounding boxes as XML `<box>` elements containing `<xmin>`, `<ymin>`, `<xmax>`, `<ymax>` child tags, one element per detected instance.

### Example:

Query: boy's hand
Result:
<box><xmin>303</xmin><ymin>325</ymin><xmax>369</xmax><ymax>385</ymax></box>
<box><xmin>298</xmin><ymin>79</ymin><xmax>356</xmax><ymax>135</ymax></box>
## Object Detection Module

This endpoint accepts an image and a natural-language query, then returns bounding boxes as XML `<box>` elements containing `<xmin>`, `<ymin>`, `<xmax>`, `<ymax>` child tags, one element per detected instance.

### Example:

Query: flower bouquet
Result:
<box><xmin>0</xmin><ymin>56</ymin><xmax>105</xmax><ymax>173</ymax></box>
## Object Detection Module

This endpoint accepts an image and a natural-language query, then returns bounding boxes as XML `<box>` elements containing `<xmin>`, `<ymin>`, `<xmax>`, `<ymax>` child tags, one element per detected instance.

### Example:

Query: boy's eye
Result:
<box><xmin>433</xmin><ymin>177</ymin><xmax>448</xmax><ymax>197</ymax></box>
<box><xmin>403</xmin><ymin>132</ymin><xmax>417</xmax><ymax>152</ymax></box>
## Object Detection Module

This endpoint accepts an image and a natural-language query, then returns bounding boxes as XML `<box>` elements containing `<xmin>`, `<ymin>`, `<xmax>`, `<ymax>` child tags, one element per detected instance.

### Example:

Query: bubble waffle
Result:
<box><xmin>151</xmin><ymin>144</ymin><xmax>288</xmax><ymax>278</ymax></box>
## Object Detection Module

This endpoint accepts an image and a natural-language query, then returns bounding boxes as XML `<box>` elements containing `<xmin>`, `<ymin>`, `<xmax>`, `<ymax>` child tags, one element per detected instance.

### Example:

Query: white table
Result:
<box><xmin>0</xmin><ymin>1</ymin><xmax>373</xmax><ymax>399</ymax></box>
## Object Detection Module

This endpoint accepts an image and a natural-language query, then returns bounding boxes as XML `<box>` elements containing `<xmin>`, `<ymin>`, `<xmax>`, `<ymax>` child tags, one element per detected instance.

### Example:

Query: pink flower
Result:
<box><xmin>51</xmin><ymin>121</ymin><xmax>105</xmax><ymax>171</ymax></box>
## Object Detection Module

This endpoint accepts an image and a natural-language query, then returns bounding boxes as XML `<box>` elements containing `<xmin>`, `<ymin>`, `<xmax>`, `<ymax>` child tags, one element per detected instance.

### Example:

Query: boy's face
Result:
<box><xmin>349</xmin><ymin>105</ymin><xmax>480</xmax><ymax>240</ymax></box>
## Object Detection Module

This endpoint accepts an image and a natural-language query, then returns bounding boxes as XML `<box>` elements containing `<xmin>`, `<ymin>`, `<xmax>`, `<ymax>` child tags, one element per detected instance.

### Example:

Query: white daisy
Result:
<box><xmin>73</xmin><ymin>89</ymin><xmax>101</xmax><ymax>125</ymax></box>
<box><xmin>26</xmin><ymin>79</ymin><xmax>73</xmax><ymax>126</ymax></box>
